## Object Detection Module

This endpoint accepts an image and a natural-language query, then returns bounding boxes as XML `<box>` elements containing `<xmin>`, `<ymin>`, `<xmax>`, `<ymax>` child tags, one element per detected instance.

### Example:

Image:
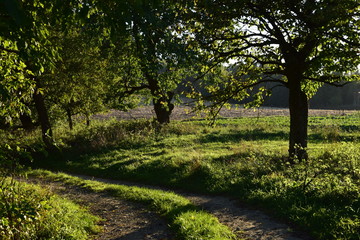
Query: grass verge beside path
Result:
<box><xmin>0</xmin><ymin>177</ymin><xmax>100</xmax><ymax>240</ymax></box>
<box><xmin>27</xmin><ymin>169</ymin><xmax>237</xmax><ymax>240</ymax></box>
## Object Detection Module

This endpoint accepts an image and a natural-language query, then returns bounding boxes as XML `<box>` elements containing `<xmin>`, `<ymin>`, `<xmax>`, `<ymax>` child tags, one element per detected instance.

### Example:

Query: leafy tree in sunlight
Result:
<box><xmin>0</xmin><ymin>0</ymin><xmax>91</xmax><ymax>146</ymax></box>
<box><xmin>184</xmin><ymin>0</ymin><xmax>360</xmax><ymax>160</ymax></box>
<box><xmin>96</xmin><ymin>0</ymin><xmax>198</xmax><ymax>124</ymax></box>
<box><xmin>44</xmin><ymin>29</ymin><xmax>111</xmax><ymax>130</ymax></box>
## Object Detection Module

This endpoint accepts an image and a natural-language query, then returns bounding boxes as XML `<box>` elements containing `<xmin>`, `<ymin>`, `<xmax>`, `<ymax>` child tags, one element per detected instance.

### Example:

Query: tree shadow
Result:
<box><xmin>198</xmin><ymin>129</ymin><xmax>288</xmax><ymax>143</ymax></box>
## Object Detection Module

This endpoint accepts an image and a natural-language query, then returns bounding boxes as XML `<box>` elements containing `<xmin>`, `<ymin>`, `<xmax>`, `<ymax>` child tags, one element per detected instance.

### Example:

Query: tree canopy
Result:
<box><xmin>94</xmin><ymin>0</ymin><xmax>198</xmax><ymax>123</ymax></box>
<box><xmin>186</xmin><ymin>0</ymin><xmax>360</xmax><ymax>160</ymax></box>
<box><xmin>1</xmin><ymin>0</ymin><xmax>359</xmax><ymax>158</ymax></box>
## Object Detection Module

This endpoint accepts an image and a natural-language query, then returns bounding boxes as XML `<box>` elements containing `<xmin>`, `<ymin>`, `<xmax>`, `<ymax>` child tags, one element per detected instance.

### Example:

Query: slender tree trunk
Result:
<box><xmin>33</xmin><ymin>88</ymin><xmax>53</xmax><ymax>148</ymax></box>
<box><xmin>66</xmin><ymin>108</ymin><xmax>73</xmax><ymax>130</ymax></box>
<box><xmin>85</xmin><ymin>115</ymin><xmax>90</xmax><ymax>127</ymax></box>
<box><xmin>288</xmin><ymin>77</ymin><xmax>308</xmax><ymax>162</ymax></box>
<box><xmin>19</xmin><ymin>113</ymin><xmax>35</xmax><ymax>131</ymax></box>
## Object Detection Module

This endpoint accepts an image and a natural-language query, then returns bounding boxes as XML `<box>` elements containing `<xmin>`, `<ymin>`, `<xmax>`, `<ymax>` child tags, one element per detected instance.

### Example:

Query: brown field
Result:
<box><xmin>92</xmin><ymin>106</ymin><xmax>359</xmax><ymax>121</ymax></box>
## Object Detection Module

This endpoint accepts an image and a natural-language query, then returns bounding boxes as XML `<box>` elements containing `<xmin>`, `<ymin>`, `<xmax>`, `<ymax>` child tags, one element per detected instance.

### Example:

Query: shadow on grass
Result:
<box><xmin>199</xmin><ymin>129</ymin><xmax>288</xmax><ymax>143</ymax></box>
<box><xmin>308</xmin><ymin>134</ymin><xmax>360</xmax><ymax>143</ymax></box>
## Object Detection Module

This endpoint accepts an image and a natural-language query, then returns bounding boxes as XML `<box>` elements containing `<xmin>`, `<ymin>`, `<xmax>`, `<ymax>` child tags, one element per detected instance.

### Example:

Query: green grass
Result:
<box><xmin>0</xmin><ymin>177</ymin><xmax>100</xmax><ymax>240</ymax></box>
<box><xmin>27</xmin><ymin>169</ymin><xmax>236</xmax><ymax>240</ymax></box>
<box><xmin>2</xmin><ymin>113</ymin><xmax>360</xmax><ymax>239</ymax></box>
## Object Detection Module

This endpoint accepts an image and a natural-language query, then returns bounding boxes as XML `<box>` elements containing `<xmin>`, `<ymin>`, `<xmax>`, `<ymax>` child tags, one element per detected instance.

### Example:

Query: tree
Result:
<box><xmin>0</xmin><ymin>39</ymin><xmax>34</xmax><ymax>124</ymax></box>
<box><xmin>44</xmin><ymin>28</ymin><xmax>112</xmax><ymax>130</ymax></box>
<box><xmin>1</xmin><ymin>0</ymin><xmax>57</xmax><ymax>146</ymax></box>
<box><xmin>97</xmin><ymin>0</ymin><xmax>196</xmax><ymax>124</ymax></box>
<box><xmin>187</xmin><ymin>0</ymin><xmax>360</xmax><ymax>160</ymax></box>
<box><xmin>0</xmin><ymin>0</ymin><xmax>92</xmax><ymax>146</ymax></box>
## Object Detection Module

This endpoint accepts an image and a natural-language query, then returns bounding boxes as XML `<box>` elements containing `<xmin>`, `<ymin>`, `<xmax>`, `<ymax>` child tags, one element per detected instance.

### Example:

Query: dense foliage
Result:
<box><xmin>184</xmin><ymin>0</ymin><xmax>360</xmax><ymax>159</ymax></box>
<box><xmin>1</xmin><ymin>0</ymin><xmax>359</xmax><ymax>157</ymax></box>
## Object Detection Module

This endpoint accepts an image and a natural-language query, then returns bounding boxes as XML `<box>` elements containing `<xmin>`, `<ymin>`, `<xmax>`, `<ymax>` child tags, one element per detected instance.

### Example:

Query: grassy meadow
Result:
<box><xmin>1</xmin><ymin>111</ymin><xmax>360</xmax><ymax>239</ymax></box>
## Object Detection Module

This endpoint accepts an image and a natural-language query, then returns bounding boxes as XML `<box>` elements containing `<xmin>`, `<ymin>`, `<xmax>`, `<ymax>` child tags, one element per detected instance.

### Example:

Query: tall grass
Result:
<box><xmin>0</xmin><ymin>131</ymin><xmax>100</xmax><ymax>240</ymax></box>
<box><xmin>0</xmin><ymin>177</ymin><xmax>100</xmax><ymax>240</ymax></box>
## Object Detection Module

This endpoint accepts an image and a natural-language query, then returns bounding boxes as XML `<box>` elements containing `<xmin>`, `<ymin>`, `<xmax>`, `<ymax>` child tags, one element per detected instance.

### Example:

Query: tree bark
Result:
<box><xmin>153</xmin><ymin>94</ymin><xmax>174</xmax><ymax>124</ymax></box>
<box><xmin>86</xmin><ymin>115</ymin><xmax>90</xmax><ymax>127</ymax></box>
<box><xmin>66</xmin><ymin>108</ymin><xmax>73</xmax><ymax>130</ymax></box>
<box><xmin>33</xmin><ymin>88</ymin><xmax>53</xmax><ymax>148</ymax></box>
<box><xmin>288</xmin><ymin>76</ymin><xmax>308</xmax><ymax>162</ymax></box>
<box><xmin>19</xmin><ymin>113</ymin><xmax>35</xmax><ymax>131</ymax></box>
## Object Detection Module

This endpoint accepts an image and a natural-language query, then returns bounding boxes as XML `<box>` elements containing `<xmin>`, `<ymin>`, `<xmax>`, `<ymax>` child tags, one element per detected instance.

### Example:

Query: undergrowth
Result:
<box><xmin>0</xmin><ymin>140</ymin><xmax>99</xmax><ymax>240</ymax></box>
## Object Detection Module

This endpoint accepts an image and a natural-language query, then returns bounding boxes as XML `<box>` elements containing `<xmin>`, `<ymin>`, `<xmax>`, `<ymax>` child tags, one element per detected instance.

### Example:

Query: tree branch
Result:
<box><xmin>123</xmin><ymin>85</ymin><xmax>150</xmax><ymax>95</ymax></box>
<box><xmin>207</xmin><ymin>32</ymin><xmax>278</xmax><ymax>44</ymax></box>
<box><xmin>229</xmin><ymin>53</ymin><xmax>285</xmax><ymax>67</ymax></box>
<box><xmin>0</xmin><ymin>45</ymin><xmax>20</xmax><ymax>54</ymax></box>
<box><xmin>305</xmin><ymin>76</ymin><xmax>353</xmax><ymax>87</ymax></box>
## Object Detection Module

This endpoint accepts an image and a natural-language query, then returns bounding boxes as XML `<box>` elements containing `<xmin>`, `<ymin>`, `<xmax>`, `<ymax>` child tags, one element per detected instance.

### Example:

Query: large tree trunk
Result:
<box><xmin>33</xmin><ymin>88</ymin><xmax>53</xmax><ymax>148</ymax></box>
<box><xmin>153</xmin><ymin>95</ymin><xmax>174</xmax><ymax>124</ymax></box>
<box><xmin>288</xmin><ymin>77</ymin><xmax>308</xmax><ymax>162</ymax></box>
<box><xmin>147</xmin><ymin>72</ymin><xmax>175</xmax><ymax>124</ymax></box>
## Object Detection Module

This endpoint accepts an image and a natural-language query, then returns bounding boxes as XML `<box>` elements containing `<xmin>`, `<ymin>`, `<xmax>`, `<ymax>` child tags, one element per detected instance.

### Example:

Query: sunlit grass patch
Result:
<box><xmin>27</xmin><ymin>170</ymin><xmax>237</xmax><ymax>240</ymax></box>
<box><xmin>0</xmin><ymin>178</ymin><xmax>100</xmax><ymax>240</ymax></box>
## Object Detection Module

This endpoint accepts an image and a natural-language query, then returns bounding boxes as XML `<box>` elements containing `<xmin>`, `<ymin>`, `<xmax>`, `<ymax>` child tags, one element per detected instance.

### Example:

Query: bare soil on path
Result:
<box><xmin>40</xmin><ymin>175</ymin><xmax>311</xmax><ymax>240</ymax></box>
<box><xmin>26</xmin><ymin>178</ymin><xmax>175</xmax><ymax>240</ymax></box>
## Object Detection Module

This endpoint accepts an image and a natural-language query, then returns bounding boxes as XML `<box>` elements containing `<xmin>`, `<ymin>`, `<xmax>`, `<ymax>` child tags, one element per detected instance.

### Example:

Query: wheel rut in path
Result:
<box><xmin>72</xmin><ymin>174</ymin><xmax>313</xmax><ymax>240</ymax></box>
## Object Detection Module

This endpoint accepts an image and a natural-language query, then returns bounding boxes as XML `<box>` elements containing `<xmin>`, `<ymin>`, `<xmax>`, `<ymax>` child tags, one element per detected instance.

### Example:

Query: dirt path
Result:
<box><xmin>63</xmin><ymin>174</ymin><xmax>313</xmax><ymax>240</ymax></box>
<box><xmin>26</xmin><ymin>178</ymin><xmax>175</xmax><ymax>240</ymax></box>
<box><xmin>183</xmin><ymin>194</ymin><xmax>311</xmax><ymax>240</ymax></box>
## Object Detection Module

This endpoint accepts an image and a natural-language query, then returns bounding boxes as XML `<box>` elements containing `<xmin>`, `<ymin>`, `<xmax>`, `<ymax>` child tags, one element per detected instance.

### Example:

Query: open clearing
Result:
<box><xmin>27</xmin><ymin>107</ymin><xmax>359</xmax><ymax>239</ymax></box>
